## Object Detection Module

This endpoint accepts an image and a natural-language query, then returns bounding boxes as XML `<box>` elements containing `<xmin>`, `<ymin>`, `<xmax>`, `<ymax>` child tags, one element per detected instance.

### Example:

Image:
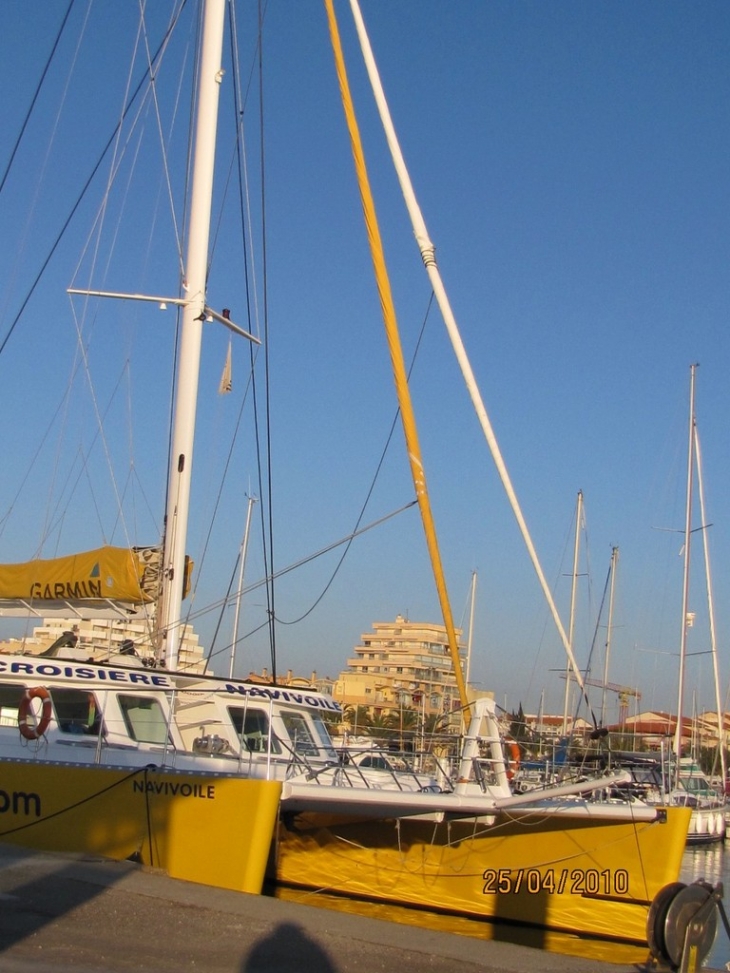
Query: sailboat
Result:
<box><xmin>665</xmin><ymin>364</ymin><xmax>725</xmax><ymax>843</ymax></box>
<box><xmin>261</xmin><ymin>2</ymin><xmax>691</xmax><ymax>947</ymax></box>
<box><xmin>0</xmin><ymin>0</ymin><xmax>287</xmax><ymax>896</ymax></box>
<box><xmin>0</xmin><ymin>0</ymin><xmax>691</xmax><ymax>950</ymax></box>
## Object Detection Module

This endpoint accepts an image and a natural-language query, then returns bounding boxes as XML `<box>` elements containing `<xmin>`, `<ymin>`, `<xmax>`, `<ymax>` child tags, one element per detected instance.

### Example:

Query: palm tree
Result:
<box><xmin>367</xmin><ymin>711</ymin><xmax>391</xmax><ymax>739</ymax></box>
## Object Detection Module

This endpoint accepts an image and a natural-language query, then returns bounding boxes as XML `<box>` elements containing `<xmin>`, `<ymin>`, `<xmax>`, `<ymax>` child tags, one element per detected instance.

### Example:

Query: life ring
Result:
<box><xmin>18</xmin><ymin>686</ymin><xmax>52</xmax><ymax>741</ymax></box>
<box><xmin>506</xmin><ymin>740</ymin><xmax>520</xmax><ymax>780</ymax></box>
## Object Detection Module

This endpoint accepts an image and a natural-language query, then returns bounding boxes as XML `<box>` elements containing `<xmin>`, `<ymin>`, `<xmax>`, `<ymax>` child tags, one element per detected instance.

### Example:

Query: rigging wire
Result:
<box><xmin>0</xmin><ymin>2</ymin><xmax>189</xmax><ymax>359</ymax></box>
<box><xmin>273</xmin><ymin>294</ymin><xmax>435</xmax><ymax>629</ymax></box>
<box><xmin>256</xmin><ymin>0</ymin><xmax>279</xmax><ymax>683</ymax></box>
<box><xmin>197</xmin><ymin>500</ymin><xmax>418</xmax><ymax>669</ymax></box>
<box><xmin>0</xmin><ymin>0</ymin><xmax>75</xmax><ymax>198</ymax></box>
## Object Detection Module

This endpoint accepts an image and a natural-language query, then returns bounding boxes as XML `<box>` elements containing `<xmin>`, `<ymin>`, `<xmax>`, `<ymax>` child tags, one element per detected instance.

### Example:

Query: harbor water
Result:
<box><xmin>273</xmin><ymin>842</ymin><xmax>730</xmax><ymax>968</ymax></box>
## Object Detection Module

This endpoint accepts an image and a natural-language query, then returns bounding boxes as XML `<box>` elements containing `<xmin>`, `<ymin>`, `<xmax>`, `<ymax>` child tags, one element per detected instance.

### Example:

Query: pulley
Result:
<box><xmin>647</xmin><ymin>880</ymin><xmax>720</xmax><ymax>971</ymax></box>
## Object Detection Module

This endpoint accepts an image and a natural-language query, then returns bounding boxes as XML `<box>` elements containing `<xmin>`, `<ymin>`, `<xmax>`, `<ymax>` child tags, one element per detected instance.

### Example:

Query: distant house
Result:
<box><xmin>522</xmin><ymin>713</ymin><xmax>592</xmax><ymax>740</ymax></box>
<box><xmin>606</xmin><ymin>710</ymin><xmax>726</xmax><ymax>752</ymax></box>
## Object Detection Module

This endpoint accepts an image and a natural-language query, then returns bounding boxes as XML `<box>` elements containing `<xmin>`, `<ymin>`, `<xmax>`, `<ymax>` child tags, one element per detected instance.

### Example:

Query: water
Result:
<box><xmin>274</xmin><ymin>843</ymin><xmax>730</xmax><ymax>969</ymax></box>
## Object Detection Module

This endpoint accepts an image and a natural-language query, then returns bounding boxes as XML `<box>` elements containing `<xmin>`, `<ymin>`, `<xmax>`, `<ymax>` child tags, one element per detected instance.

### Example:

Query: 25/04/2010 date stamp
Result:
<box><xmin>482</xmin><ymin>868</ymin><xmax>630</xmax><ymax>896</ymax></box>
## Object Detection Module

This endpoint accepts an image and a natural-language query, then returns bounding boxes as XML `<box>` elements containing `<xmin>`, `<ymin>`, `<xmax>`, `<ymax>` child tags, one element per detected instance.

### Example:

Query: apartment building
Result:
<box><xmin>333</xmin><ymin>614</ymin><xmax>467</xmax><ymax>721</ymax></box>
<box><xmin>1</xmin><ymin>616</ymin><xmax>206</xmax><ymax>674</ymax></box>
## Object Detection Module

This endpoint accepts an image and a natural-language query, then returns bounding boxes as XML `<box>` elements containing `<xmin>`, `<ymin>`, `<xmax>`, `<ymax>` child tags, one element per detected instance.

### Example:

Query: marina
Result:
<box><xmin>0</xmin><ymin>3</ymin><xmax>728</xmax><ymax>969</ymax></box>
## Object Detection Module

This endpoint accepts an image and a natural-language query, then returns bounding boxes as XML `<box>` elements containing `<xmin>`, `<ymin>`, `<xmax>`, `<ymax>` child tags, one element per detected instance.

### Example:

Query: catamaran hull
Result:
<box><xmin>273</xmin><ymin>805</ymin><xmax>690</xmax><ymax>944</ymax></box>
<box><xmin>0</xmin><ymin>760</ymin><xmax>280</xmax><ymax>894</ymax></box>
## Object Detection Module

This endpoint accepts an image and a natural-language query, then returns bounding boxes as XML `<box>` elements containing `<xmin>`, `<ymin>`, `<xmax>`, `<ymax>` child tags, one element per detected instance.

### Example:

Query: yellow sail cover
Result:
<box><xmin>0</xmin><ymin>546</ymin><xmax>158</xmax><ymax>604</ymax></box>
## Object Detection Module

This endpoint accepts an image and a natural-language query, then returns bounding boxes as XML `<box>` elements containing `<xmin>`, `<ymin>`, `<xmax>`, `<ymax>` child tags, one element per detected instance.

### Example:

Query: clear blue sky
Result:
<box><xmin>0</xmin><ymin>2</ymin><xmax>728</xmax><ymax>725</ymax></box>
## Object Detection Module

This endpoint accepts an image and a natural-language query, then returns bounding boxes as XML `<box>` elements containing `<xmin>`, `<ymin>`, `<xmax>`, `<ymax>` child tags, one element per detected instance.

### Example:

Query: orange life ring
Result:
<box><xmin>18</xmin><ymin>686</ymin><xmax>52</xmax><ymax>741</ymax></box>
<box><xmin>506</xmin><ymin>740</ymin><xmax>520</xmax><ymax>780</ymax></box>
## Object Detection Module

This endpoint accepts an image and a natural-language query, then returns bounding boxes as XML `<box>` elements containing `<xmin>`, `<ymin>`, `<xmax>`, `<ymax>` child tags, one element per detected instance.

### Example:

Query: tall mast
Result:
<box><xmin>673</xmin><ymin>363</ymin><xmax>698</xmax><ymax>773</ymax></box>
<box><xmin>159</xmin><ymin>0</ymin><xmax>227</xmax><ymax>670</ymax></box>
<box><xmin>601</xmin><ymin>546</ymin><xmax>619</xmax><ymax>727</ymax></box>
<box><xmin>562</xmin><ymin>490</ymin><xmax>583</xmax><ymax>734</ymax></box>
<box><xmin>229</xmin><ymin>494</ymin><xmax>257</xmax><ymax>679</ymax></box>
<box><xmin>694</xmin><ymin>416</ymin><xmax>725</xmax><ymax>785</ymax></box>
<box><xmin>465</xmin><ymin>570</ymin><xmax>477</xmax><ymax>688</ymax></box>
<box><xmin>346</xmin><ymin>0</ymin><xmax>585</xmax><ymax>694</ymax></box>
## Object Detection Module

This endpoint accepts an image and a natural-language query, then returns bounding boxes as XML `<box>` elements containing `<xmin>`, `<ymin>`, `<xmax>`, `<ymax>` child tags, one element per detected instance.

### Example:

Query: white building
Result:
<box><xmin>0</xmin><ymin>616</ymin><xmax>206</xmax><ymax>674</ymax></box>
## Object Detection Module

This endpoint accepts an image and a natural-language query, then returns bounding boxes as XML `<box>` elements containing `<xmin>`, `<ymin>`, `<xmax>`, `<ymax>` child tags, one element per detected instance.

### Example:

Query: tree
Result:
<box><xmin>509</xmin><ymin>702</ymin><xmax>527</xmax><ymax>742</ymax></box>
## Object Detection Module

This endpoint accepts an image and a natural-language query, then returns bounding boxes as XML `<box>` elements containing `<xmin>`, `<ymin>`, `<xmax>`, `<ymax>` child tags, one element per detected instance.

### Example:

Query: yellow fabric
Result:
<box><xmin>0</xmin><ymin>546</ymin><xmax>153</xmax><ymax>603</ymax></box>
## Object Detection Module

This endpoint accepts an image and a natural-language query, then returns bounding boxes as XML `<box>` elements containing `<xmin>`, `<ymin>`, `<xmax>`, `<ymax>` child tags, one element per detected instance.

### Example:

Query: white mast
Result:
<box><xmin>562</xmin><ymin>490</ymin><xmax>583</xmax><ymax>734</ymax></box>
<box><xmin>673</xmin><ymin>364</ymin><xmax>698</xmax><ymax>773</ymax></box>
<box><xmin>229</xmin><ymin>494</ymin><xmax>257</xmax><ymax>679</ymax></box>
<box><xmin>347</xmin><ymin>0</ymin><xmax>584</xmax><ymax>693</ymax></box>
<box><xmin>694</xmin><ymin>418</ymin><xmax>726</xmax><ymax>785</ymax></box>
<box><xmin>601</xmin><ymin>546</ymin><xmax>619</xmax><ymax>727</ymax></box>
<box><xmin>159</xmin><ymin>0</ymin><xmax>227</xmax><ymax>670</ymax></box>
<box><xmin>67</xmin><ymin>1</ymin><xmax>259</xmax><ymax>665</ymax></box>
<box><xmin>465</xmin><ymin>569</ymin><xmax>477</xmax><ymax>687</ymax></box>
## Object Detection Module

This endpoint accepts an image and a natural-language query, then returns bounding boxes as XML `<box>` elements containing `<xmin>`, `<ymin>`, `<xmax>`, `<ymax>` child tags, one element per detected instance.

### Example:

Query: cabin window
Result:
<box><xmin>358</xmin><ymin>753</ymin><xmax>391</xmax><ymax>770</ymax></box>
<box><xmin>280</xmin><ymin>711</ymin><xmax>318</xmax><ymax>757</ymax></box>
<box><xmin>227</xmin><ymin>707</ymin><xmax>281</xmax><ymax>754</ymax></box>
<box><xmin>118</xmin><ymin>695</ymin><xmax>170</xmax><ymax>745</ymax></box>
<box><xmin>0</xmin><ymin>684</ymin><xmax>21</xmax><ymax>727</ymax></box>
<box><xmin>49</xmin><ymin>688</ymin><xmax>102</xmax><ymax>736</ymax></box>
<box><xmin>310</xmin><ymin>714</ymin><xmax>338</xmax><ymax>760</ymax></box>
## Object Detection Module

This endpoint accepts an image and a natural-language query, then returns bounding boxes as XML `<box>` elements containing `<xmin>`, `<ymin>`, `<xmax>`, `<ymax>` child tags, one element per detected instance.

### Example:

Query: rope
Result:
<box><xmin>0</xmin><ymin>765</ymin><xmax>152</xmax><ymax>838</ymax></box>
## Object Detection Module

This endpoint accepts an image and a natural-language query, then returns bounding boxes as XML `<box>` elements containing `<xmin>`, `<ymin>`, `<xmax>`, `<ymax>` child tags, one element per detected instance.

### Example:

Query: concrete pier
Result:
<box><xmin>0</xmin><ymin>843</ymin><xmax>692</xmax><ymax>972</ymax></box>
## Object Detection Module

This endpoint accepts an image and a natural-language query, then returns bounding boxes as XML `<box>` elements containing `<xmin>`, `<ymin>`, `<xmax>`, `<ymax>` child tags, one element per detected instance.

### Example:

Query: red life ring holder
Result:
<box><xmin>18</xmin><ymin>686</ymin><xmax>52</xmax><ymax>741</ymax></box>
<box><xmin>506</xmin><ymin>740</ymin><xmax>520</xmax><ymax>780</ymax></box>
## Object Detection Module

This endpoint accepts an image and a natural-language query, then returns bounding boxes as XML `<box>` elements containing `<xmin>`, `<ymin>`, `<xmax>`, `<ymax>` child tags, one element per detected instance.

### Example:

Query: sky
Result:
<box><xmin>0</xmin><ymin>1</ymin><xmax>729</xmax><ymax>726</ymax></box>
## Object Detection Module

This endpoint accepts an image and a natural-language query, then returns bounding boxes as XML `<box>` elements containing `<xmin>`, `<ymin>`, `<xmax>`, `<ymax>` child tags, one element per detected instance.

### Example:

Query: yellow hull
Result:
<box><xmin>0</xmin><ymin>761</ymin><xmax>280</xmax><ymax>894</ymax></box>
<box><xmin>274</xmin><ymin>806</ymin><xmax>690</xmax><ymax>944</ymax></box>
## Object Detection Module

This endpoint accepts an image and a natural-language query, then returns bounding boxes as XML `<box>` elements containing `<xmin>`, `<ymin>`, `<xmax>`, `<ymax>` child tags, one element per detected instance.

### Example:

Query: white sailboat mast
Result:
<box><xmin>693</xmin><ymin>416</ymin><xmax>726</xmax><ymax>785</ymax></box>
<box><xmin>673</xmin><ymin>363</ymin><xmax>697</xmax><ymax>766</ymax></box>
<box><xmin>601</xmin><ymin>546</ymin><xmax>619</xmax><ymax>727</ymax></box>
<box><xmin>160</xmin><ymin>0</ymin><xmax>227</xmax><ymax>670</ymax></box>
<box><xmin>562</xmin><ymin>490</ymin><xmax>583</xmax><ymax>734</ymax></box>
<box><xmin>347</xmin><ymin>0</ymin><xmax>585</xmax><ymax>693</ymax></box>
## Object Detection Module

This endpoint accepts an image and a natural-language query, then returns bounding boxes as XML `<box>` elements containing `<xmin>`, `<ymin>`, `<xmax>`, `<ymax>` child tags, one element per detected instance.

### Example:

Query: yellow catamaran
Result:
<box><xmin>266</xmin><ymin>0</ymin><xmax>692</xmax><ymax>947</ymax></box>
<box><xmin>0</xmin><ymin>0</ymin><xmax>693</xmax><ymax>950</ymax></box>
<box><xmin>0</xmin><ymin>0</ymin><xmax>281</xmax><ymax>895</ymax></box>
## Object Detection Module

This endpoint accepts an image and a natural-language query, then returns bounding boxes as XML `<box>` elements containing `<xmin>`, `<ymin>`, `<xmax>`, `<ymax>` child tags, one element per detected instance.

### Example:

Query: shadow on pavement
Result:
<box><xmin>242</xmin><ymin>920</ymin><xmax>339</xmax><ymax>973</ymax></box>
<box><xmin>0</xmin><ymin>846</ymin><xmax>125</xmax><ymax>953</ymax></box>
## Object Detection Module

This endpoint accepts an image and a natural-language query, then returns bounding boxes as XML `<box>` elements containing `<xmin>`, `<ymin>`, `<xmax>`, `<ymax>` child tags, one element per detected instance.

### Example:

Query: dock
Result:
<box><xmin>0</xmin><ymin>842</ymin><xmax>699</xmax><ymax>972</ymax></box>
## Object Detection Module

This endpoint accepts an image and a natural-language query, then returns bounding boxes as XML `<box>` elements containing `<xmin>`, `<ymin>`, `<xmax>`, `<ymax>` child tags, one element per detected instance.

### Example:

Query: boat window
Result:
<box><xmin>118</xmin><ymin>695</ymin><xmax>171</xmax><ymax>745</ymax></box>
<box><xmin>358</xmin><ymin>753</ymin><xmax>391</xmax><ymax>770</ymax></box>
<box><xmin>280</xmin><ymin>711</ymin><xmax>318</xmax><ymax>757</ymax></box>
<box><xmin>310</xmin><ymin>714</ymin><xmax>338</xmax><ymax>759</ymax></box>
<box><xmin>49</xmin><ymin>688</ymin><xmax>102</xmax><ymax>736</ymax></box>
<box><xmin>227</xmin><ymin>707</ymin><xmax>281</xmax><ymax>754</ymax></box>
<box><xmin>0</xmin><ymin>684</ymin><xmax>21</xmax><ymax>727</ymax></box>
